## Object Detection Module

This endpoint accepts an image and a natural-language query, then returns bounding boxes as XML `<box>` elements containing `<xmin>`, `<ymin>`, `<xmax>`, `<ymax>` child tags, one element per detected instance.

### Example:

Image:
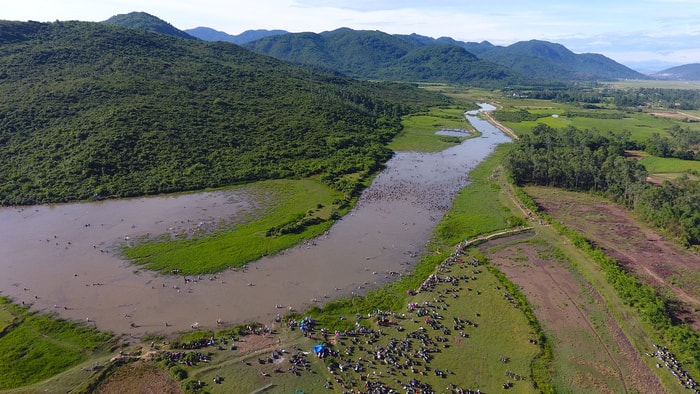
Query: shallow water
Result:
<box><xmin>0</xmin><ymin>104</ymin><xmax>509</xmax><ymax>335</ymax></box>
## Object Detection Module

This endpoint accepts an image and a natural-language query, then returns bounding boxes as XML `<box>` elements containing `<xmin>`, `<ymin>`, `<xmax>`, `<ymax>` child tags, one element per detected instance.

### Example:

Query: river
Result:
<box><xmin>0</xmin><ymin>103</ymin><xmax>510</xmax><ymax>335</ymax></box>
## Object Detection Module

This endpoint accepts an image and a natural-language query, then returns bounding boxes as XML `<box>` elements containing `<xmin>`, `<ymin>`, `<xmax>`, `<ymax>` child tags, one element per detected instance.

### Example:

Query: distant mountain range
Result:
<box><xmin>651</xmin><ymin>63</ymin><xmax>700</xmax><ymax>80</ymax></box>
<box><xmin>185</xmin><ymin>26</ymin><xmax>287</xmax><ymax>45</ymax></box>
<box><xmin>110</xmin><ymin>12</ymin><xmax>697</xmax><ymax>83</ymax></box>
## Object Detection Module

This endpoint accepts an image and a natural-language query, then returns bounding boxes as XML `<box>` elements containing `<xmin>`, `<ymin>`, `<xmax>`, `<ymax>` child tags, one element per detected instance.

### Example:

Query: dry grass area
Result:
<box><xmin>94</xmin><ymin>360</ymin><xmax>183</xmax><ymax>394</ymax></box>
<box><xmin>482</xmin><ymin>234</ymin><xmax>664</xmax><ymax>393</ymax></box>
<box><xmin>525</xmin><ymin>186</ymin><xmax>700</xmax><ymax>331</ymax></box>
<box><xmin>648</xmin><ymin>111</ymin><xmax>700</xmax><ymax>121</ymax></box>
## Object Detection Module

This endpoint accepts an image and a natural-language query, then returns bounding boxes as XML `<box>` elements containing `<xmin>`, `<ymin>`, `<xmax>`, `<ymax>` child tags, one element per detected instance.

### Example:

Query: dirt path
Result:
<box><xmin>481</xmin><ymin>110</ymin><xmax>519</xmax><ymax>140</ymax></box>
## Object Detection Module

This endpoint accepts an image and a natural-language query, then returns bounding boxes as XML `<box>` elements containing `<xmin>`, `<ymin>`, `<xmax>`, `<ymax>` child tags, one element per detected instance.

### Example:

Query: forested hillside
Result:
<box><xmin>477</xmin><ymin>40</ymin><xmax>646</xmax><ymax>81</ymax></box>
<box><xmin>244</xmin><ymin>28</ymin><xmax>531</xmax><ymax>87</ymax></box>
<box><xmin>0</xmin><ymin>20</ymin><xmax>450</xmax><ymax>205</ymax></box>
<box><xmin>243</xmin><ymin>28</ymin><xmax>643</xmax><ymax>84</ymax></box>
<box><xmin>102</xmin><ymin>11</ymin><xmax>196</xmax><ymax>40</ymax></box>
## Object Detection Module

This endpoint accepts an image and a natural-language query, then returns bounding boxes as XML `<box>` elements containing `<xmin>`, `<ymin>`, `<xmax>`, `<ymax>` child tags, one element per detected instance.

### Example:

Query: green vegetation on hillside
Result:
<box><xmin>0</xmin><ymin>20</ymin><xmax>450</xmax><ymax>206</ymax></box>
<box><xmin>0</xmin><ymin>298</ymin><xmax>113</xmax><ymax>390</ymax></box>
<box><xmin>244</xmin><ymin>28</ymin><xmax>542</xmax><ymax>87</ymax></box>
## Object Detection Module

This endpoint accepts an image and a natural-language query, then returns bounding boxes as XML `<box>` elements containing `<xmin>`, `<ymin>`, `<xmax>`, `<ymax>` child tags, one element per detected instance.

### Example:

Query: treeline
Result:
<box><xmin>506</xmin><ymin>124</ymin><xmax>700</xmax><ymax>246</ymax></box>
<box><xmin>0</xmin><ymin>21</ymin><xmax>451</xmax><ymax>205</ymax></box>
<box><xmin>519</xmin><ymin>86</ymin><xmax>700</xmax><ymax>110</ymax></box>
<box><xmin>645</xmin><ymin>125</ymin><xmax>700</xmax><ymax>160</ymax></box>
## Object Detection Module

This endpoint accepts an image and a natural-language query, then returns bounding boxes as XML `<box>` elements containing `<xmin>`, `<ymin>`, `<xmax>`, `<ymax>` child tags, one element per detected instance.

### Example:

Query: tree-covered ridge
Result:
<box><xmin>101</xmin><ymin>11</ymin><xmax>196</xmax><ymax>40</ymax></box>
<box><xmin>506</xmin><ymin>124</ymin><xmax>700</xmax><ymax>246</ymax></box>
<box><xmin>244</xmin><ymin>28</ymin><xmax>532</xmax><ymax>88</ymax></box>
<box><xmin>243</xmin><ymin>28</ymin><xmax>644</xmax><ymax>85</ymax></box>
<box><xmin>0</xmin><ymin>20</ymin><xmax>451</xmax><ymax>206</ymax></box>
<box><xmin>477</xmin><ymin>40</ymin><xmax>646</xmax><ymax>81</ymax></box>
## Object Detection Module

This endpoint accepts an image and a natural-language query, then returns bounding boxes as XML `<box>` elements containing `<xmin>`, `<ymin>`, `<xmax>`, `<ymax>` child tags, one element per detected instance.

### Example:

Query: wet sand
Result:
<box><xmin>0</xmin><ymin>104</ymin><xmax>509</xmax><ymax>336</ymax></box>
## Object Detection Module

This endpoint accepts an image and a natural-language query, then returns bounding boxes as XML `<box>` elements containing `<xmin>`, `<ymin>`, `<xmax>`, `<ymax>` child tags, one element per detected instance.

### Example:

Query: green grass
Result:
<box><xmin>433</xmin><ymin>144</ymin><xmax>513</xmax><ymax>245</ymax></box>
<box><xmin>122</xmin><ymin>179</ymin><xmax>346</xmax><ymax>275</ymax></box>
<box><xmin>488</xmin><ymin>95</ymin><xmax>700</xmax><ymax>143</ymax></box>
<box><xmin>186</xmin><ymin>251</ymin><xmax>541</xmax><ymax>393</ymax></box>
<box><xmin>0</xmin><ymin>298</ymin><xmax>113</xmax><ymax>390</ymax></box>
<box><xmin>389</xmin><ymin>105</ymin><xmax>479</xmax><ymax>152</ymax></box>
<box><xmin>604</xmin><ymin>80</ymin><xmax>700</xmax><ymax>90</ymax></box>
<box><xmin>640</xmin><ymin>155</ymin><xmax>700</xmax><ymax>174</ymax></box>
<box><xmin>504</xmin><ymin>111</ymin><xmax>690</xmax><ymax>142</ymax></box>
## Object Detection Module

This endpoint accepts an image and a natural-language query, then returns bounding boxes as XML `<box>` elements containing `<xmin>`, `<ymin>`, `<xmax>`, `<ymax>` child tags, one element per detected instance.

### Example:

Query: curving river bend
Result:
<box><xmin>0</xmin><ymin>104</ymin><xmax>510</xmax><ymax>335</ymax></box>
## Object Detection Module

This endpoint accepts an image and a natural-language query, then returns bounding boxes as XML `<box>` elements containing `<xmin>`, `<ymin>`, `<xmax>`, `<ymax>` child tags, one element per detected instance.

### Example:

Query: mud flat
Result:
<box><xmin>0</xmin><ymin>104</ymin><xmax>510</xmax><ymax>336</ymax></box>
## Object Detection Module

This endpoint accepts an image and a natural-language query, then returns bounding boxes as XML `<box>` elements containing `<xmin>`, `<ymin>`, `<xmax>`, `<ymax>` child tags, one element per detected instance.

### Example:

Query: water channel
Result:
<box><xmin>0</xmin><ymin>103</ymin><xmax>510</xmax><ymax>335</ymax></box>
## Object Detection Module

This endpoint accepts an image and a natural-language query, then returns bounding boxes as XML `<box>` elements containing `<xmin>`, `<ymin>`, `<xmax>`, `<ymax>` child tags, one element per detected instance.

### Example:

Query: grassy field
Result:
<box><xmin>603</xmin><ymin>80</ymin><xmax>700</xmax><ymax>90</ymax></box>
<box><xmin>180</xmin><ymin>254</ymin><xmax>542</xmax><ymax>393</ymax></box>
<box><xmin>639</xmin><ymin>155</ymin><xmax>700</xmax><ymax>174</ymax></box>
<box><xmin>0</xmin><ymin>298</ymin><xmax>114</xmax><ymax>391</ymax></box>
<box><xmin>388</xmin><ymin>105</ymin><xmax>480</xmax><ymax>152</ymax></box>
<box><xmin>502</xmin><ymin>107</ymin><xmax>695</xmax><ymax>142</ymax></box>
<box><xmin>433</xmin><ymin>144</ymin><xmax>516</xmax><ymax>245</ymax></box>
<box><xmin>121</xmin><ymin>179</ymin><xmax>346</xmax><ymax>275</ymax></box>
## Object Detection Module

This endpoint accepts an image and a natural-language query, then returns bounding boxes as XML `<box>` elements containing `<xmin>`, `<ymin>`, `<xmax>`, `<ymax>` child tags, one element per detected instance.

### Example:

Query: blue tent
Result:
<box><xmin>313</xmin><ymin>344</ymin><xmax>325</xmax><ymax>354</ymax></box>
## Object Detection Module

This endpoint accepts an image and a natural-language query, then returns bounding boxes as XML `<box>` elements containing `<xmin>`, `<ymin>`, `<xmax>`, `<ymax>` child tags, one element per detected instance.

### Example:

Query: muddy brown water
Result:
<box><xmin>0</xmin><ymin>104</ymin><xmax>510</xmax><ymax>336</ymax></box>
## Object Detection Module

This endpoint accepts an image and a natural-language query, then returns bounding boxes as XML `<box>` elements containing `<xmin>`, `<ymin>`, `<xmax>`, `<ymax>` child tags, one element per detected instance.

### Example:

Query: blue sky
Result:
<box><xmin>5</xmin><ymin>0</ymin><xmax>700</xmax><ymax>71</ymax></box>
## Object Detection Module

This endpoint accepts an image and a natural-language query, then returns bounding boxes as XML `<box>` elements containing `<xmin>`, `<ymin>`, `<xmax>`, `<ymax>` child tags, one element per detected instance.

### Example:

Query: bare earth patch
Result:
<box><xmin>528</xmin><ymin>187</ymin><xmax>700</xmax><ymax>330</ymax></box>
<box><xmin>95</xmin><ymin>360</ymin><xmax>183</xmax><ymax>394</ymax></box>
<box><xmin>483</xmin><ymin>234</ymin><xmax>664</xmax><ymax>393</ymax></box>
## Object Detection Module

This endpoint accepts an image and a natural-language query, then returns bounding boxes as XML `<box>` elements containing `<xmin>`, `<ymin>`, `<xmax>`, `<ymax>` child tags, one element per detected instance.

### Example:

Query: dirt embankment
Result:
<box><xmin>483</xmin><ymin>234</ymin><xmax>665</xmax><ymax>393</ymax></box>
<box><xmin>531</xmin><ymin>189</ymin><xmax>700</xmax><ymax>330</ymax></box>
<box><xmin>481</xmin><ymin>110</ymin><xmax>519</xmax><ymax>140</ymax></box>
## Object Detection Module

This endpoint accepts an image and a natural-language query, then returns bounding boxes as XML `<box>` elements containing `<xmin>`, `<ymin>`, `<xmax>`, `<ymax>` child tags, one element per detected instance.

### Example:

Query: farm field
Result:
<box><xmin>524</xmin><ymin>186</ymin><xmax>700</xmax><ymax>332</ymax></box>
<box><xmin>483</xmin><ymin>233</ymin><xmax>664</xmax><ymax>393</ymax></box>
<box><xmin>638</xmin><ymin>154</ymin><xmax>700</xmax><ymax>179</ymax></box>
<box><xmin>500</xmin><ymin>106</ymin><xmax>699</xmax><ymax>142</ymax></box>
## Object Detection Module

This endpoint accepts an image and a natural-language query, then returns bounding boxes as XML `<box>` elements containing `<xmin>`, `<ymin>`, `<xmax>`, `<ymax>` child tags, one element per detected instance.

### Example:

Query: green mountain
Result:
<box><xmin>244</xmin><ymin>28</ymin><xmax>528</xmax><ymax>87</ymax></box>
<box><xmin>243</xmin><ymin>28</ymin><xmax>643</xmax><ymax>83</ymax></box>
<box><xmin>0</xmin><ymin>20</ymin><xmax>450</xmax><ymax>205</ymax></box>
<box><xmin>477</xmin><ymin>40</ymin><xmax>646</xmax><ymax>81</ymax></box>
<box><xmin>101</xmin><ymin>11</ymin><xmax>195</xmax><ymax>40</ymax></box>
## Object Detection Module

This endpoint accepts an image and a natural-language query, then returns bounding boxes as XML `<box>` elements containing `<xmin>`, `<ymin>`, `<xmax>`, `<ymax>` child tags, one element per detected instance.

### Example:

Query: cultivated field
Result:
<box><xmin>483</xmin><ymin>234</ymin><xmax>664</xmax><ymax>393</ymax></box>
<box><xmin>525</xmin><ymin>187</ymin><xmax>700</xmax><ymax>331</ymax></box>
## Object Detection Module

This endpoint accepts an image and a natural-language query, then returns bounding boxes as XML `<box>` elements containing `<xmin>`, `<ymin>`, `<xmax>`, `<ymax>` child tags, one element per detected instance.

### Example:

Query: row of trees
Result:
<box><xmin>506</xmin><ymin>124</ymin><xmax>700</xmax><ymax>246</ymax></box>
<box><xmin>516</xmin><ymin>86</ymin><xmax>700</xmax><ymax>110</ymax></box>
<box><xmin>645</xmin><ymin>125</ymin><xmax>700</xmax><ymax>160</ymax></box>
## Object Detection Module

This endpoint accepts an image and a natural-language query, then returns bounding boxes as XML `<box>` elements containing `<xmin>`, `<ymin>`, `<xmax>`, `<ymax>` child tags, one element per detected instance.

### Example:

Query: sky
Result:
<box><xmin>4</xmin><ymin>0</ymin><xmax>700</xmax><ymax>72</ymax></box>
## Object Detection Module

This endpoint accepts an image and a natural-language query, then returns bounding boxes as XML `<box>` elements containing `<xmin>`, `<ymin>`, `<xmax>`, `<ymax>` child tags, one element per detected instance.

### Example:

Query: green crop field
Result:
<box><xmin>640</xmin><ymin>155</ymin><xmax>700</xmax><ymax>174</ymax></box>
